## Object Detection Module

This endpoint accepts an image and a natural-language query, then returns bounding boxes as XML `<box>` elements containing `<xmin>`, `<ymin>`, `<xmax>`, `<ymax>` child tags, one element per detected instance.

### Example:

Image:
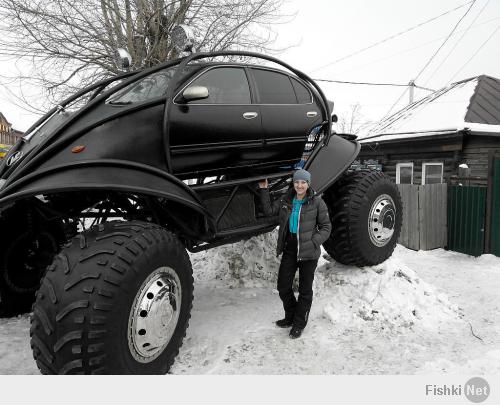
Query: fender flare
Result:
<box><xmin>0</xmin><ymin>159</ymin><xmax>215</xmax><ymax>231</ymax></box>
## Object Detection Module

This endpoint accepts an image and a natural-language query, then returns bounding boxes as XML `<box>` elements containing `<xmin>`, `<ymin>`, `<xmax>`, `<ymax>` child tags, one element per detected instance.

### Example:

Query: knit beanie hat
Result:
<box><xmin>293</xmin><ymin>169</ymin><xmax>311</xmax><ymax>184</ymax></box>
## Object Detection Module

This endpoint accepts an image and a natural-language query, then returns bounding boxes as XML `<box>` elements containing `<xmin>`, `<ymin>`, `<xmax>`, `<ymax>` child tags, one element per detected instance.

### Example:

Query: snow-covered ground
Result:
<box><xmin>1</xmin><ymin>231</ymin><xmax>499</xmax><ymax>374</ymax></box>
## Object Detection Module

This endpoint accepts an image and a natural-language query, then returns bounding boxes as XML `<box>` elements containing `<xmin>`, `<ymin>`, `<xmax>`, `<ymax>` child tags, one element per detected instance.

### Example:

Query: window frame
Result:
<box><xmin>290</xmin><ymin>76</ymin><xmax>314</xmax><ymax>104</ymax></box>
<box><xmin>174</xmin><ymin>65</ymin><xmax>253</xmax><ymax>106</ymax></box>
<box><xmin>105</xmin><ymin>66</ymin><xmax>179</xmax><ymax>105</ymax></box>
<box><xmin>396</xmin><ymin>162</ymin><xmax>414</xmax><ymax>184</ymax></box>
<box><xmin>250</xmin><ymin>67</ymin><xmax>313</xmax><ymax>105</ymax></box>
<box><xmin>422</xmin><ymin>162</ymin><xmax>444</xmax><ymax>185</ymax></box>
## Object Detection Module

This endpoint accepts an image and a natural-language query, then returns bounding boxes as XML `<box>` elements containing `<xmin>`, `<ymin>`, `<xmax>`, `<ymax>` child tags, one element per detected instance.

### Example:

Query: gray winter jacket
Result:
<box><xmin>259</xmin><ymin>187</ymin><xmax>332</xmax><ymax>261</ymax></box>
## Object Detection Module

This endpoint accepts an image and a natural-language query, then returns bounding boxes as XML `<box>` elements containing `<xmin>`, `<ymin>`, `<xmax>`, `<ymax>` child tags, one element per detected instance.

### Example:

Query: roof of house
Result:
<box><xmin>359</xmin><ymin>75</ymin><xmax>500</xmax><ymax>143</ymax></box>
<box><xmin>0</xmin><ymin>112</ymin><xmax>12</xmax><ymax>126</ymax></box>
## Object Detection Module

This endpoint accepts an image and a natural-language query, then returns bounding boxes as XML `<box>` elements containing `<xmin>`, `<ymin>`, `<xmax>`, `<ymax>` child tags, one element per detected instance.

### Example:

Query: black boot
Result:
<box><xmin>289</xmin><ymin>326</ymin><xmax>303</xmax><ymax>339</ymax></box>
<box><xmin>275</xmin><ymin>312</ymin><xmax>294</xmax><ymax>328</ymax></box>
<box><xmin>275</xmin><ymin>318</ymin><xmax>293</xmax><ymax>328</ymax></box>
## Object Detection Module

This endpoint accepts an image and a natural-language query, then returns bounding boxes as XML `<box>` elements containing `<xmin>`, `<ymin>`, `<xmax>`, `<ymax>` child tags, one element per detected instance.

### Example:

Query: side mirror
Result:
<box><xmin>331</xmin><ymin>114</ymin><xmax>338</xmax><ymax>123</ymax></box>
<box><xmin>114</xmin><ymin>48</ymin><xmax>132</xmax><ymax>71</ymax></box>
<box><xmin>182</xmin><ymin>86</ymin><xmax>209</xmax><ymax>102</ymax></box>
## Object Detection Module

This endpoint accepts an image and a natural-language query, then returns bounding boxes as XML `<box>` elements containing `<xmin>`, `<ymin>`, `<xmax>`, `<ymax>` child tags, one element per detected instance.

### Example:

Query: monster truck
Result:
<box><xmin>0</xmin><ymin>26</ymin><xmax>402</xmax><ymax>373</ymax></box>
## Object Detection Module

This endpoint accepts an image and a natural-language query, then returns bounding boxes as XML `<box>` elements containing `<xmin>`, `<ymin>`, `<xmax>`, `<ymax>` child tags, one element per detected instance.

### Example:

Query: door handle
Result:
<box><xmin>307</xmin><ymin>111</ymin><xmax>318</xmax><ymax>118</ymax></box>
<box><xmin>243</xmin><ymin>112</ymin><xmax>258</xmax><ymax>119</ymax></box>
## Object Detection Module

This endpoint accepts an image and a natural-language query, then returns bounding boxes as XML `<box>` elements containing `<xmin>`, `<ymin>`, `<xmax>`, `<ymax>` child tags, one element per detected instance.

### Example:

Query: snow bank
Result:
<box><xmin>190</xmin><ymin>232</ymin><xmax>462</xmax><ymax>330</ymax></box>
<box><xmin>189</xmin><ymin>230</ymin><xmax>281</xmax><ymax>287</ymax></box>
<box><xmin>315</xmin><ymin>257</ymin><xmax>461</xmax><ymax>331</ymax></box>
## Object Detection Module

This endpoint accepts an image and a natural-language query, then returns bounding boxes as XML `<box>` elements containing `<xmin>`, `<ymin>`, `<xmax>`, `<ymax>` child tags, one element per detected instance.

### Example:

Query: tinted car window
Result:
<box><xmin>253</xmin><ymin>69</ymin><xmax>296</xmax><ymax>104</ymax></box>
<box><xmin>187</xmin><ymin>67</ymin><xmax>251</xmax><ymax>104</ymax></box>
<box><xmin>106</xmin><ymin>67</ymin><xmax>177</xmax><ymax>104</ymax></box>
<box><xmin>291</xmin><ymin>78</ymin><xmax>312</xmax><ymax>104</ymax></box>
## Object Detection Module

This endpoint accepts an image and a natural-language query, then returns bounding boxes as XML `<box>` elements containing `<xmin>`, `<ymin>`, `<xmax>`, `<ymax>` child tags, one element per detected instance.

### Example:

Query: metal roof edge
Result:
<box><xmin>359</xmin><ymin>128</ymin><xmax>459</xmax><ymax>143</ymax></box>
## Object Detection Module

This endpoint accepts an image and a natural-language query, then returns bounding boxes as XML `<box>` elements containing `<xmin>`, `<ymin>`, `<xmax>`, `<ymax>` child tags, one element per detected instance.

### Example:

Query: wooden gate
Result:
<box><xmin>397</xmin><ymin>184</ymin><xmax>447</xmax><ymax>251</ymax></box>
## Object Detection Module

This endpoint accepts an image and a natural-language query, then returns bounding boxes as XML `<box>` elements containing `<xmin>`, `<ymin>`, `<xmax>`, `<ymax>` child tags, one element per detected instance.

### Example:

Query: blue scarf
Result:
<box><xmin>289</xmin><ymin>197</ymin><xmax>305</xmax><ymax>234</ymax></box>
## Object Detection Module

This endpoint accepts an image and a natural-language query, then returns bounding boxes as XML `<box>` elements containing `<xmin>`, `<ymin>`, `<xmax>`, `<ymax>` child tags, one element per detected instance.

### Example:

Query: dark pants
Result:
<box><xmin>277</xmin><ymin>231</ymin><xmax>318</xmax><ymax>329</ymax></box>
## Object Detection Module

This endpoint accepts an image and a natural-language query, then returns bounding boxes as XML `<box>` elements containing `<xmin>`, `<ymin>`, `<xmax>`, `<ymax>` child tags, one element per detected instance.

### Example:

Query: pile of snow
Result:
<box><xmin>314</xmin><ymin>256</ymin><xmax>462</xmax><ymax>331</ymax></box>
<box><xmin>190</xmin><ymin>231</ymin><xmax>462</xmax><ymax>331</ymax></box>
<box><xmin>189</xmin><ymin>230</ymin><xmax>281</xmax><ymax>287</ymax></box>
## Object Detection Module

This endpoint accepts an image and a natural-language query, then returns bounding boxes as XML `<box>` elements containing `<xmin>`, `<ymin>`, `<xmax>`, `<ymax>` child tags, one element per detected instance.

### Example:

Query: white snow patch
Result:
<box><xmin>190</xmin><ymin>231</ymin><xmax>462</xmax><ymax>332</ymax></box>
<box><xmin>418</xmin><ymin>350</ymin><xmax>500</xmax><ymax>374</ymax></box>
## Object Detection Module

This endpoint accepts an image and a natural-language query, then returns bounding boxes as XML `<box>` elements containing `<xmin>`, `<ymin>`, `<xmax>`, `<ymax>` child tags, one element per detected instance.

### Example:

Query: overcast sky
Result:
<box><xmin>0</xmin><ymin>0</ymin><xmax>499</xmax><ymax>132</ymax></box>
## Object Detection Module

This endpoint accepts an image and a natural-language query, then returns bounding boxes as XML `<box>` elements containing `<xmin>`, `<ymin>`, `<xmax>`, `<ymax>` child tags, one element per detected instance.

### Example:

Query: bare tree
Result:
<box><xmin>336</xmin><ymin>103</ymin><xmax>372</xmax><ymax>135</ymax></box>
<box><xmin>0</xmin><ymin>0</ymin><xmax>289</xmax><ymax>111</ymax></box>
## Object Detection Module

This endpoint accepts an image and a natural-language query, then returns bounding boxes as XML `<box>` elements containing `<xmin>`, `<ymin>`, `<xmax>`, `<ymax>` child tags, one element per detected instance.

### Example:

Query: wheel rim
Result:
<box><xmin>368</xmin><ymin>194</ymin><xmax>396</xmax><ymax>247</ymax></box>
<box><xmin>128</xmin><ymin>267</ymin><xmax>182</xmax><ymax>363</ymax></box>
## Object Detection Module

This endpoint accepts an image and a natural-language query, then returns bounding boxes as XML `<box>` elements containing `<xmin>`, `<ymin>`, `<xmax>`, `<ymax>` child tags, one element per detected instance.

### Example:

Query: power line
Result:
<box><xmin>413</xmin><ymin>0</ymin><xmax>477</xmax><ymax>82</ymax></box>
<box><xmin>377</xmin><ymin>1</ymin><xmax>476</xmax><ymax>126</ymax></box>
<box><xmin>423</xmin><ymin>0</ymin><xmax>490</xmax><ymax>87</ymax></box>
<box><xmin>310</xmin><ymin>0</ymin><xmax>474</xmax><ymax>73</ymax></box>
<box><xmin>313</xmin><ymin>78</ymin><xmax>435</xmax><ymax>91</ymax></box>
<box><xmin>448</xmin><ymin>22</ymin><xmax>500</xmax><ymax>83</ymax></box>
<box><xmin>332</xmin><ymin>15</ymin><xmax>500</xmax><ymax>78</ymax></box>
<box><xmin>379</xmin><ymin>87</ymin><xmax>410</xmax><ymax>123</ymax></box>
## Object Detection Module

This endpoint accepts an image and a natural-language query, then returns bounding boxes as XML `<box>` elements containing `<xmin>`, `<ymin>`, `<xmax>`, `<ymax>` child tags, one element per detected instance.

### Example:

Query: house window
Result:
<box><xmin>396</xmin><ymin>163</ymin><xmax>413</xmax><ymax>184</ymax></box>
<box><xmin>422</xmin><ymin>162</ymin><xmax>443</xmax><ymax>184</ymax></box>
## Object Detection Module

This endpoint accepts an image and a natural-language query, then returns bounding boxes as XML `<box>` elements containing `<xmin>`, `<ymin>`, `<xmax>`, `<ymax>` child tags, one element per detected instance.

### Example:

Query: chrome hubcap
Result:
<box><xmin>128</xmin><ymin>267</ymin><xmax>182</xmax><ymax>363</ymax></box>
<box><xmin>368</xmin><ymin>194</ymin><xmax>396</xmax><ymax>247</ymax></box>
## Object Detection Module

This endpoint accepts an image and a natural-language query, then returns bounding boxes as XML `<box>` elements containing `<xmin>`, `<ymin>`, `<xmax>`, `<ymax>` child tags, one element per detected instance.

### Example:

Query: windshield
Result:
<box><xmin>106</xmin><ymin>66</ymin><xmax>177</xmax><ymax>104</ymax></box>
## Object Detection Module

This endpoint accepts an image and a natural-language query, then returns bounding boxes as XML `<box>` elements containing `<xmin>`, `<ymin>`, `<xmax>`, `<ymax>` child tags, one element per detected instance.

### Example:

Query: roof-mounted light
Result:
<box><xmin>171</xmin><ymin>25</ymin><xmax>196</xmax><ymax>53</ymax></box>
<box><xmin>114</xmin><ymin>48</ymin><xmax>132</xmax><ymax>71</ymax></box>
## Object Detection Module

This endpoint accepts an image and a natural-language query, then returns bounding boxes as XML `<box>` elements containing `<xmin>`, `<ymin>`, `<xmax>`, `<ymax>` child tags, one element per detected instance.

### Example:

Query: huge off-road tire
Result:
<box><xmin>322</xmin><ymin>170</ymin><xmax>402</xmax><ymax>266</ymax></box>
<box><xmin>0</xmin><ymin>209</ymin><xmax>64</xmax><ymax>317</ymax></box>
<box><xmin>30</xmin><ymin>221</ymin><xmax>193</xmax><ymax>374</ymax></box>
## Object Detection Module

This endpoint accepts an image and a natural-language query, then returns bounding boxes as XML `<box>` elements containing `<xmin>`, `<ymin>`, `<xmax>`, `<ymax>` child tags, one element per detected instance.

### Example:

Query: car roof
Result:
<box><xmin>184</xmin><ymin>61</ymin><xmax>301</xmax><ymax>78</ymax></box>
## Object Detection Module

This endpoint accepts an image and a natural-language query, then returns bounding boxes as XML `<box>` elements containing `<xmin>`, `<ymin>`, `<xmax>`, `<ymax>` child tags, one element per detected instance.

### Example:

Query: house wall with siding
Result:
<box><xmin>462</xmin><ymin>135</ymin><xmax>500</xmax><ymax>179</ymax></box>
<box><xmin>377</xmin><ymin>154</ymin><xmax>456</xmax><ymax>185</ymax></box>
<box><xmin>358</xmin><ymin>133</ymin><xmax>500</xmax><ymax>186</ymax></box>
<box><xmin>358</xmin><ymin>144</ymin><xmax>458</xmax><ymax>185</ymax></box>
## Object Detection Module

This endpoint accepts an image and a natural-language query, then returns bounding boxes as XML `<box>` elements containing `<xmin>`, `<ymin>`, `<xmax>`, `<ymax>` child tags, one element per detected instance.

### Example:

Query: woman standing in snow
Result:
<box><xmin>258</xmin><ymin>169</ymin><xmax>331</xmax><ymax>338</ymax></box>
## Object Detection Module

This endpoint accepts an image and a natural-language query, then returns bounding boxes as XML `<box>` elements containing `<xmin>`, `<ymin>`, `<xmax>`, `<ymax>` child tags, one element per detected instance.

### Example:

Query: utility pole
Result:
<box><xmin>408</xmin><ymin>80</ymin><xmax>416</xmax><ymax>104</ymax></box>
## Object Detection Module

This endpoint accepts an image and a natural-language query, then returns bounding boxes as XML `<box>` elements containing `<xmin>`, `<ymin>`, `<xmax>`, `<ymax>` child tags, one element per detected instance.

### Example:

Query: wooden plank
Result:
<box><xmin>415</xmin><ymin>184</ymin><xmax>448</xmax><ymax>250</ymax></box>
<box><xmin>397</xmin><ymin>184</ymin><xmax>420</xmax><ymax>250</ymax></box>
<box><xmin>397</xmin><ymin>184</ymin><xmax>408</xmax><ymax>247</ymax></box>
<box><xmin>419</xmin><ymin>185</ymin><xmax>426</xmax><ymax>250</ymax></box>
<box><xmin>408</xmin><ymin>185</ymin><xmax>420</xmax><ymax>250</ymax></box>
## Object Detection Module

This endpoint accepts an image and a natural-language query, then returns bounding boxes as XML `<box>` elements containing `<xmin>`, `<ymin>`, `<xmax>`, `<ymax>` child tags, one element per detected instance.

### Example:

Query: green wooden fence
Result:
<box><xmin>491</xmin><ymin>158</ymin><xmax>500</xmax><ymax>256</ymax></box>
<box><xmin>447</xmin><ymin>186</ymin><xmax>487</xmax><ymax>256</ymax></box>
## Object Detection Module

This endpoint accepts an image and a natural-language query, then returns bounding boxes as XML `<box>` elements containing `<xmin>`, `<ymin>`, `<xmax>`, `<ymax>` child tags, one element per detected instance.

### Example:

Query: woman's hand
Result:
<box><xmin>258</xmin><ymin>179</ymin><xmax>268</xmax><ymax>189</ymax></box>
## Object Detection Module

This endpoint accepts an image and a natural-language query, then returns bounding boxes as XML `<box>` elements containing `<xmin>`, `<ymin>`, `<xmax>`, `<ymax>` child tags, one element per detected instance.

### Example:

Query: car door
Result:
<box><xmin>169</xmin><ymin>66</ymin><xmax>263</xmax><ymax>177</ymax></box>
<box><xmin>250</xmin><ymin>68</ymin><xmax>322</xmax><ymax>169</ymax></box>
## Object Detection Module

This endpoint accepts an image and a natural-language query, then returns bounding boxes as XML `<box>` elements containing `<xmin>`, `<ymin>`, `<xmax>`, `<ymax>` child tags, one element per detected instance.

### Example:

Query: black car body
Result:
<box><xmin>0</xmin><ymin>51</ymin><xmax>359</xmax><ymax>251</ymax></box>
